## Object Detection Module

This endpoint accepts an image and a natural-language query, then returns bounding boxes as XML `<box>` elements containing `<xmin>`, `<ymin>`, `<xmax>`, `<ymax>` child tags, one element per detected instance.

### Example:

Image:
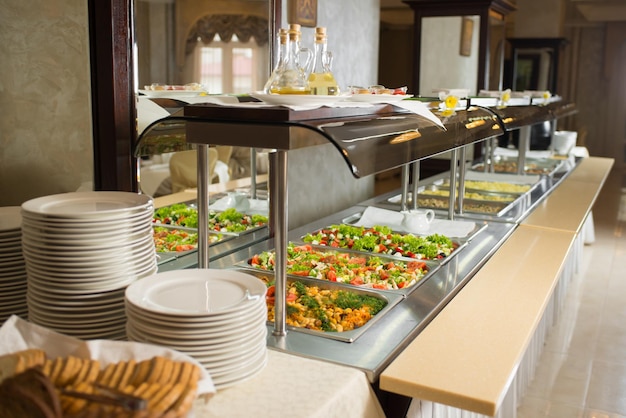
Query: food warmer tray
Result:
<box><xmin>152</xmin><ymin>224</ymin><xmax>237</xmax><ymax>266</ymax></box>
<box><xmin>230</xmin><ymin>267</ymin><xmax>404</xmax><ymax>343</ymax></box>
<box><xmin>236</xmin><ymin>241</ymin><xmax>441</xmax><ymax>298</ymax></box>
<box><xmin>471</xmin><ymin>155</ymin><xmax>564</xmax><ymax>176</ymax></box>
<box><xmin>207</xmin><ymin>204</ymin><xmax>517</xmax><ymax>382</ymax></box>
<box><xmin>153</xmin><ymin>201</ymin><xmax>270</xmax><ymax>271</ymax></box>
<box><xmin>305</xmin><ymin>215</ymin><xmax>476</xmax><ymax>269</ymax></box>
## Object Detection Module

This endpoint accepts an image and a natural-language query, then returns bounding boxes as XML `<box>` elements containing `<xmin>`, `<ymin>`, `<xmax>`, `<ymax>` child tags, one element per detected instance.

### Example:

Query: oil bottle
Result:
<box><xmin>268</xmin><ymin>24</ymin><xmax>312</xmax><ymax>95</ymax></box>
<box><xmin>307</xmin><ymin>27</ymin><xmax>339</xmax><ymax>96</ymax></box>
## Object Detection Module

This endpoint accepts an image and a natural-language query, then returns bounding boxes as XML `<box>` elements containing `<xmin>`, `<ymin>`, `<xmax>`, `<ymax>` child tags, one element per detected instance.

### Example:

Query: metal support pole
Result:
<box><xmin>400</xmin><ymin>164</ymin><xmax>410</xmax><ymax>212</ymax></box>
<box><xmin>448</xmin><ymin>149</ymin><xmax>459</xmax><ymax>220</ymax></box>
<box><xmin>410</xmin><ymin>161</ymin><xmax>420</xmax><ymax>210</ymax></box>
<box><xmin>457</xmin><ymin>146</ymin><xmax>467</xmax><ymax>216</ymax></box>
<box><xmin>517</xmin><ymin>125</ymin><xmax>531</xmax><ymax>175</ymax></box>
<box><xmin>250</xmin><ymin>148</ymin><xmax>258</xmax><ymax>199</ymax></box>
<box><xmin>270</xmin><ymin>151</ymin><xmax>288</xmax><ymax>336</ymax></box>
<box><xmin>197</xmin><ymin>145</ymin><xmax>210</xmax><ymax>269</ymax></box>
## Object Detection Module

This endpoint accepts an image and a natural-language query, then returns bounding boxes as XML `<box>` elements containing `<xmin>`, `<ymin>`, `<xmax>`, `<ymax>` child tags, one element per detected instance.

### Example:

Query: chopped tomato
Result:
<box><xmin>407</xmin><ymin>261</ymin><xmax>427</xmax><ymax>271</ymax></box>
<box><xmin>372</xmin><ymin>283</ymin><xmax>387</xmax><ymax>289</ymax></box>
<box><xmin>251</xmin><ymin>254</ymin><xmax>261</xmax><ymax>265</ymax></box>
<box><xmin>290</xmin><ymin>270</ymin><xmax>310</xmax><ymax>276</ymax></box>
<box><xmin>350</xmin><ymin>278</ymin><xmax>364</xmax><ymax>286</ymax></box>
<box><xmin>326</xmin><ymin>270</ymin><xmax>337</xmax><ymax>282</ymax></box>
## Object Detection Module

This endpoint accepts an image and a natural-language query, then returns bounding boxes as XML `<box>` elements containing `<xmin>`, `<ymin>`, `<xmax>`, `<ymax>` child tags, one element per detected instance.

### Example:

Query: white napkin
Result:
<box><xmin>494</xmin><ymin>147</ymin><xmax>554</xmax><ymax>159</ymax></box>
<box><xmin>210</xmin><ymin>196</ymin><xmax>269</xmax><ymax>217</ymax></box>
<box><xmin>0</xmin><ymin>315</ymin><xmax>215</xmax><ymax>396</ymax></box>
<box><xmin>352</xmin><ymin>206</ymin><xmax>476</xmax><ymax>238</ymax></box>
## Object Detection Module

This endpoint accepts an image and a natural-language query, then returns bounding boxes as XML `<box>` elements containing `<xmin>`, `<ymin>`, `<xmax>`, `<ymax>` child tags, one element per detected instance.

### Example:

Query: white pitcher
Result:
<box><xmin>401</xmin><ymin>209</ymin><xmax>435</xmax><ymax>233</ymax></box>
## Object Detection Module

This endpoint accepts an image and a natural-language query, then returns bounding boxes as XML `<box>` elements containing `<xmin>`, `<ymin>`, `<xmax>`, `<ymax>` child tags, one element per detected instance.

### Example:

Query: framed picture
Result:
<box><xmin>460</xmin><ymin>17</ymin><xmax>474</xmax><ymax>57</ymax></box>
<box><xmin>288</xmin><ymin>0</ymin><xmax>318</xmax><ymax>28</ymax></box>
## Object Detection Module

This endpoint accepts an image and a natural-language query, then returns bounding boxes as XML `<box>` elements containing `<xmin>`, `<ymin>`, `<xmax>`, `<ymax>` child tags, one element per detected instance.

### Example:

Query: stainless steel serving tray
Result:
<box><xmin>231</xmin><ymin>267</ymin><xmax>404</xmax><ymax>343</ymax></box>
<box><xmin>152</xmin><ymin>224</ymin><xmax>237</xmax><ymax>263</ymax></box>
<box><xmin>300</xmin><ymin>220</ymin><xmax>472</xmax><ymax>268</ymax></box>
<box><xmin>153</xmin><ymin>202</ymin><xmax>269</xmax><ymax>237</ymax></box>
<box><xmin>237</xmin><ymin>242</ymin><xmax>440</xmax><ymax>298</ymax></box>
<box><xmin>471</xmin><ymin>156</ymin><xmax>564</xmax><ymax>176</ymax></box>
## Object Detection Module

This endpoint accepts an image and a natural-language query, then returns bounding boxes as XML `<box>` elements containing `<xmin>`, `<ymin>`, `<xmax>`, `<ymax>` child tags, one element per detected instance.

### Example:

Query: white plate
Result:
<box><xmin>126</xmin><ymin>321</ymin><xmax>266</xmax><ymax>354</ymax></box>
<box><xmin>249</xmin><ymin>91</ymin><xmax>347</xmax><ymax>107</ymax></box>
<box><xmin>127</xmin><ymin>306</ymin><xmax>265</xmax><ymax>339</ymax></box>
<box><xmin>20</xmin><ymin>208</ymin><xmax>153</xmax><ymax>226</ymax></box>
<box><xmin>210</xmin><ymin>350</ymin><xmax>267</xmax><ymax>390</ymax></box>
<box><xmin>125</xmin><ymin>290</ymin><xmax>265</xmax><ymax>323</ymax></box>
<box><xmin>20</xmin><ymin>223</ymin><xmax>152</xmax><ymax>242</ymax></box>
<box><xmin>125</xmin><ymin>269</ymin><xmax>266</xmax><ymax>316</ymax></box>
<box><xmin>27</xmin><ymin>285</ymin><xmax>125</xmax><ymax>304</ymax></box>
<box><xmin>139</xmin><ymin>89</ymin><xmax>206</xmax><ymax>98</ymax></box>
<box><xmin>207</xmin><ymin>344</ymin><xmax>267</xmax><ymax>377</ymax></box>
<box><xmin>22</xmin><ymin>237</ymin><xmax>155</xmax><ymax>259</ymax></box>
<box><xmin>347</xmin><ymin>94</ymin><xmax>413</xmax><ymax>103</ymax></box>
<box><xmin>0</xmin><ymin>207</ymin><xmax>21</xmax><ymax>232</ymax></box>
<box><xmin>21</xmin><ymin>192</ymin><xmax>153</xmax><ymax>219</ymax></box>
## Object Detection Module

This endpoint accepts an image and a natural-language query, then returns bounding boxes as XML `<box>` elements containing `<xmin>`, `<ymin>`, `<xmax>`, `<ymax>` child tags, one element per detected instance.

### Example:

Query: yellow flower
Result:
<box><xmin>542</xmin><ymin>91</ymin><xmax>551</xmax><ymax>100</ymax></box>
<box><xmin>445</xmin><ymin>95</ymin><xmax>459</xmax><ymax>110</ymax></box>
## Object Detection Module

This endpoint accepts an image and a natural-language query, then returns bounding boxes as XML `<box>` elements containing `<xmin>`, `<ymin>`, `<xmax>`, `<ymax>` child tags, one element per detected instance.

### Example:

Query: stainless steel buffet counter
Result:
<box><xmin>140</xmin><ymin>97</ymin><xmax>582</xmax><ymax>414</ymax></box>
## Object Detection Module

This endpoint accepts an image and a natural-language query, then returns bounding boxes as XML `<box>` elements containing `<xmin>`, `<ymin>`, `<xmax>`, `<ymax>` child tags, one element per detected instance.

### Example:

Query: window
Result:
<box><xmin>196</xmin><ymin>34</ymin><xmax>261</xmax><ymax>94</ymax></box>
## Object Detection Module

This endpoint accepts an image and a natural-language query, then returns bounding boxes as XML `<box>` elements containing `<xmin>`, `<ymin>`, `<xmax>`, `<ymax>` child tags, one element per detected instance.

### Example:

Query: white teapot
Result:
<box><xmin>400</xmin><ymin>209</ymin><xmax>435</xmax><ymax>233</ymax></box>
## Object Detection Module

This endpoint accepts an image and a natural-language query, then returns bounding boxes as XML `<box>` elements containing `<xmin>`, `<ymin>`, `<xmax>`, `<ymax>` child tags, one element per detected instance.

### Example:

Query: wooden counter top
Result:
<box><xmin>379</xmin><ymin>226</ymin><xmax>575</xmax><ymax>416</ymax></box>
<box><xmin>522</xmin><ymin>157</ymin><xmax>613</xmax><ymax>233</ymax></box>
<box><xmin>564</xmin><ymin>156</ymin><xmax>614</xmax><ymax>184</ymax></box>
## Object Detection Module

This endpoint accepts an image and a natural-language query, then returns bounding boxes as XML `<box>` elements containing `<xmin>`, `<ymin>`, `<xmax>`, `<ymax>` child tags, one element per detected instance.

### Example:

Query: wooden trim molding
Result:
<box><xmin>88</xmin><ymin>0</ymin><xmax>137</xmax><ymax>192</ymax></box>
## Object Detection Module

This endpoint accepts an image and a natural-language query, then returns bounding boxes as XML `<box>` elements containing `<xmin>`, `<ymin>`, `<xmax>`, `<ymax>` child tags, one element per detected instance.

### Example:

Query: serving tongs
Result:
<box><xmin>60</xmin><ymin>382</ymin><xmax>147</xmax><ymax>411</ymax></box>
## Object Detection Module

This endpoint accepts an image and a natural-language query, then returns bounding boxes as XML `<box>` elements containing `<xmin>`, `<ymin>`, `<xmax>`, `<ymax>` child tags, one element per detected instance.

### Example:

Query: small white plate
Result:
<box><xmin>249</xmin><ymin>91</ymin><xmax>347</xmax><ymax>107</ymax></box>
<box><xmin>126</xmin><ymin>269</ymin><xmax>266</xmax><ymax>316</ymax></box>
<box><xmin>21</xmin><ymin>192</ymin><xmax>153</xmax><ymax>219</ymax></box>
<box><xmin>0</xmin><ymin>207</ymin><xmax>21</xmax><ymax>232</ymax></box>
<box><xmin>347</xmin><ymin>94</ymin><xmax>413</xmax><ymax>103</ymax></box>
<box><xmin>139</xmin><ymin>89</ymin><xmax>206</xmax><ymax>98</ymax></box>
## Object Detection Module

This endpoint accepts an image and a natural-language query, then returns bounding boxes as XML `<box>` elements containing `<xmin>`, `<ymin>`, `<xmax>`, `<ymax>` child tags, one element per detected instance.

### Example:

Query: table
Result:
<box><xmin>194</xmin><ymin>350</ymin><xmax>385</xmax><ymax>418</ymax></box>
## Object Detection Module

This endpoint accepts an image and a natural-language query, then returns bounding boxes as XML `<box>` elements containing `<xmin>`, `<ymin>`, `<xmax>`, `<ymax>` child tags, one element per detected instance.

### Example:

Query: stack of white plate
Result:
<box><xmin>20</xmin><ymin>192</ymin><xmax>156</xmax><ymax>340</ymax></box>
<box><xmin>0</xmin><ymin>207</ymin><xmax>27</xmax><ymax>322</ymax></box>
<box><xmin>125</xmin><ymin>269</ymin><xmax>268</xmax><ymax>389</ymax></box>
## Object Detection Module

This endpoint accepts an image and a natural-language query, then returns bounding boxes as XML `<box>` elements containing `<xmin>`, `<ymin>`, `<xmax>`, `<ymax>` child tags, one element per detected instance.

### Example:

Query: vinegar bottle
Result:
<box><xmin>269</xmin><ymin>24</ymin><xmax>311</xmax><ymax>94</ymax></box>
<box><xmin>308</xmin><ymin>27</ymin><xmax>339</xmax><ymax>96</ymax></box>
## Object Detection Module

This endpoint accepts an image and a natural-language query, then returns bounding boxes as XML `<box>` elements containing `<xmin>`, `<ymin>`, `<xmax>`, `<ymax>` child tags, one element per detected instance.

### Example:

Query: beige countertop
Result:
<box><xmin>379</xmin><ymin>156</ymin><xmax>614</xmax><ymax>416</ymax></box>
<box><xmin>379</xmin><ymin>226</ymin><xmax>575</xmax><ymax>415</ymax></box>
<box><xmin>522</xmin><ymin>157</ymin><xmax>614</xmax><ymax>233</ymax></box>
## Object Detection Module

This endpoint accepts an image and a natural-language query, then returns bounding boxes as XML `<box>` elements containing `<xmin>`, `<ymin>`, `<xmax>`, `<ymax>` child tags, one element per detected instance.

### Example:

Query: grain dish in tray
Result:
<box><xmin>237</xmin><ymin>269</ymin><xmax>403</xmax><ymax>343</ymax></box>
<box><xmin>246</xmin><ymin>242</ymin><xmax>436</xmax><ymax>292</ymax></box>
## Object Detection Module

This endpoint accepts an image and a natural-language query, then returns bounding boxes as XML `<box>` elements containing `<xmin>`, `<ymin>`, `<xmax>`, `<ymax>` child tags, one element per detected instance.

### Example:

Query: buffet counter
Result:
<box><xmin>379</xmin><ymin>156</ymin><xmax>614</xmax><ymax>417</ymax></box>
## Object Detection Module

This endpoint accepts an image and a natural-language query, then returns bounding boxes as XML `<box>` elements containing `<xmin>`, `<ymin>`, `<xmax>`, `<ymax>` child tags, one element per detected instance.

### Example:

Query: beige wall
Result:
<box><xmin>0</xmin><ymin>0</ymin><xmax>94</xmax><ymax>207</ymax></box>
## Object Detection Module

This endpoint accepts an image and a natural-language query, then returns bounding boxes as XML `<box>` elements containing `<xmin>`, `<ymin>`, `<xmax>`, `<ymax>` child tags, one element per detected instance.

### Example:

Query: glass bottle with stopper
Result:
<box><xmin>263</xmin><ymin>28</ymin><xmax>288</xmax><ymax>94</ymax></box>
<box><xmin>267</xmin><ymin>24</ymin><xmax>312</xmax><ymax>94</ymax></box>
<box><xmin>308</xmin><ymin>27</ymin><xmax>339</xmax><ymax>96</ymax></box>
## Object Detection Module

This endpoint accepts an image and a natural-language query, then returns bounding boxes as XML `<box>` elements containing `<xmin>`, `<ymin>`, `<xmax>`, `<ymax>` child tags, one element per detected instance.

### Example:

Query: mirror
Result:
<box><xmin>418</xmin><ymin>15</ymin><xmax>480</xmax><ymax>96</ymax></box>
<box><xmin>133</xmin><ymin>0</ymin><xmax>273</xmax><ymax>198</ymax></box>
<box><xmin>134</xmin><ymin>0</ymin><xmax>270</xmax><ymax>92</ymax></box>
<box><xmin>507</xmin><ymin>38</ymin><xmax>568</xmax><ymax>93</ymax></box>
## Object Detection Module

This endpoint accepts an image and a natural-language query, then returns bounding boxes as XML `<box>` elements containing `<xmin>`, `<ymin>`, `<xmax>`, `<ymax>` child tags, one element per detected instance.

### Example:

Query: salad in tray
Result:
<box><xmin>249</xmin><ymin>243</ymin><xmax>429</xmax><ymax>290</ymax></box>
<box><xmin>153</xmin><ymin>203</ymin><xmax>268</xmax><ymax>233</ymax></box>
<box><xmin>152</xmin><ymin>226</ymin><xmax>223</xmax><ymax>253</ymax></box>
<box><xmin>301</xmin><ymin>224</ymin><xmax>457</xmax><ymax>260</ymax></box>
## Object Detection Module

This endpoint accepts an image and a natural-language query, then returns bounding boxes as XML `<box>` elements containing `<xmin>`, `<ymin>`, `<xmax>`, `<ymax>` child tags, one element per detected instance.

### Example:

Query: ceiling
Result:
<box><xmin>380</xmin><ymin>0</ymin><xmax>626</xmax><ymax>22</ymax></box>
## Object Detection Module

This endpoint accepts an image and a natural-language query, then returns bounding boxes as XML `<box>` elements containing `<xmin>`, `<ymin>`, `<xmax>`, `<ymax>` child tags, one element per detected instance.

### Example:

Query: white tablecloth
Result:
<box><xmin>193</xmin><ymin>350</ymin><xmax>385</xmax><ymax>418</ymax></box>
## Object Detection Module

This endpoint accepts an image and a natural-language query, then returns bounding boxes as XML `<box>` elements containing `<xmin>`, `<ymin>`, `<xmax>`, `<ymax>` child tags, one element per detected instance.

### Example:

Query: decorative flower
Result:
<box><xmin>438</xmin><ymin>91</ymin><xmax>459</xmax><ymax>116</ymax></box>
<box><xmin>496</xmin><ymin>89</ymin><xmax>511</xmax><ymax>108</ymax></box>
